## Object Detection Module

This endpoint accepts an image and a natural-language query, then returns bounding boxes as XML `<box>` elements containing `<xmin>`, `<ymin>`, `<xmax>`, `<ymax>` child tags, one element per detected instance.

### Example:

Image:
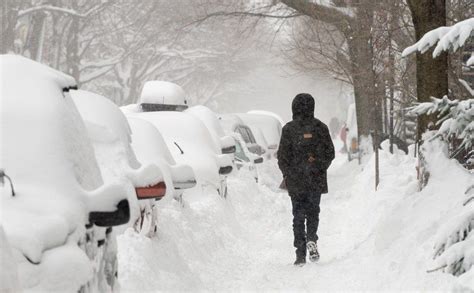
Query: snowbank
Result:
<box><xmin>118</xmin><ymin>138</ymin><xmax>473</xmax><ymax>291</ymax></box>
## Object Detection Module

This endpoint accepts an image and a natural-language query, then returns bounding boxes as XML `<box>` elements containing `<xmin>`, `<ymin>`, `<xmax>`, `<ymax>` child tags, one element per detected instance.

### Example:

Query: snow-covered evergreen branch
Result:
<box><xmin>402</xmin><ymin>18</ymin><xmax>474</xmax><ymax>58</ymax></box>
<box><xmin>408</xmin><ymin>96</ymin><xmax>474</xmax><ymax>151</ymax></box>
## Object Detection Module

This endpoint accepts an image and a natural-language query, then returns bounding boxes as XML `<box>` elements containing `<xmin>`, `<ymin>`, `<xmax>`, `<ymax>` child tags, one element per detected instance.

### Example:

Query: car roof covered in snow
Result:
<box><xmin>0</xmin><ymin>55</ymin><xmax>101</xmax><ymax>191</ymax></box>
<box><xmin>247</xmin><ymin>110</ymin><xmax>285</xmax><ymax>127</ymax></box>
<box><xmin>72</xmin><ymin>90</ymin><xmax>132</xmax><ymax>147</ymax></box>
<box><xmin>139</xmin><ymin>81</ymin><xmax>187</xmax><ymax>106</ymax></box>
<box><xmin>185</xmin><ymin>105</ymin><xmax>227</xmax><ymax>149</ymax></box>
<box><xmin>236</xmin><ymin>113</ymin><xmax>282</xmax><ymax>147</ymax></box>
<box><xmin>218</xmin><ymin>114</ymin><xmax>245</xmax><ymax>134</ymax></box>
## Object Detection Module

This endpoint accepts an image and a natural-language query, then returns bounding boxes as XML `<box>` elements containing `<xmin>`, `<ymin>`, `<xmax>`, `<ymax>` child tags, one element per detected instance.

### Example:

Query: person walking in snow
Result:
<box><xmin>277</xmin><ymin>93</ymin><xmax>335</xmax><ymax>266</ymax></box>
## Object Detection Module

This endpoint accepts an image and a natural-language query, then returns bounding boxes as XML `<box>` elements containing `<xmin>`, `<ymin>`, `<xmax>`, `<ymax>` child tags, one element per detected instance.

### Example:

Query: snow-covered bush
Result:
<box><xmin>408</xmin><ymin>96</ymin><xmax>474</xmax><ymax>167</ymax></box>
<box><xmin>415</xmin><ymin>140</ymin><xmax>474</xmax><ymax>282</ymax></box>
<box><xmin>403</xmin><ymin>17</ymin><xmax>474</xmax><ymax>281</ymax></box>
<box><xmin>428</xmin><ymin>164</ymin><xmax>474</xmax><ymax>278</ymax></box>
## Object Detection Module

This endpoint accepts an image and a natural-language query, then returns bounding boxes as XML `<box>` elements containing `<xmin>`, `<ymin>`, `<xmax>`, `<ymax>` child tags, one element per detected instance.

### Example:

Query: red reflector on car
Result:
<box><xmin>135</xmin><ymin>182</ymin><xmax>166</xmax><ymax>200</ymax></box>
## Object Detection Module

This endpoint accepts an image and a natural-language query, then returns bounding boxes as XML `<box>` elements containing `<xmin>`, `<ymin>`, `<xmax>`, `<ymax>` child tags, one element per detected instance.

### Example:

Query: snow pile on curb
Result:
<box><xmin>117</xmin><ymin>140</ymin><xmax>473</xmax><ymax>291</ymax></box>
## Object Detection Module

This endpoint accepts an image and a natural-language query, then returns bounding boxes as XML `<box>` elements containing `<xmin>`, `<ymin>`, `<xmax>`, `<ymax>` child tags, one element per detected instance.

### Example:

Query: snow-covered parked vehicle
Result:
<box><xmin>126</xmin><ymin>117</ymin><xmax>197</xmax><ymax>203</ymax></box>
<box><xmin>230</xmin><ymin>133</ymin><xmax>264</xmax><ymax>182</ymax></box>
<box><xmin>131</xmin><ymin>111</ymin><xmax>233</xmax><ymax>198</ymax></box>
<box><xmin>127</xmin><ymin>80</ymin><xmax>232</xmax><ymax>197</ymax></box>
<box><xmin>0</xmin><ymin>55</ymin><xmax>130</xmax><ymax>292</ymax></box>
<box><xmin>71</xmin><ymin>90</ymin><xmax>166</xmax><ymax>236</ymax></box>
<box><xmin>185</xmin><ymin>105</ymin><xmax>236</xmax><ymax>154</ymax></box>
<box><xmin>218</xmin><ymin>114</ymin><xmax>266</xmax><ymax>156</ymax></box>
<box><xmin>236</xmin><ymin>113</ymin><xmax>282</xmax><ymax>159</ymax></box>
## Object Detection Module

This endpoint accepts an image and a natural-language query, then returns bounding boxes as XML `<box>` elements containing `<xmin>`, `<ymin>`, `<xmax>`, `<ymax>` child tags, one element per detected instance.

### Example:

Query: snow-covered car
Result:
<box><xmin>237</xmin><ymin>113</ymin><xmax>282</xmax><ymax>159</ymax></box>
<box><xmin>139</xmin><ymin>80</ymin><xmax>189</xmax><ymax>112</ymax></box>
<box><xmin>231</xmin><ymin>133</ymin><xmax>264</xmax><ymax>182</ymax></box>
<box><xmin>0</xmin><ymin>55</ymin><xmax>130</xmax><ymax>292</ymax></box>
<box><xmin>345</xmin><ymin>103</ymin><xmax>359</xmax><ymax>161</ymax></box>
<box><xmin>71</xmin><ymin>90</ymin><xmax>166</xmax><ymax>236</ymax></box>
<box><xmin>185</xmin><ymin>105</ymin><xmax>236</xmax><ymax>154</ymax></box>
<box><xmin>247</xmin><ymin>110</ymin><xmax>285</xmax><ymax>128</ymax></box>
<box><xmin>126</xmin><ymin>117</ymin><xmax>197</xmax><ymax>203</ymax></box>
<box><xmin>218</xmin><ymin>114</ymin><xmax>266</xmax><ymax>156</ymax></box>
<box><xmin>130</xmin><ymin>111</ymin><xmax>233</xmax><ymax>198</ymax></box>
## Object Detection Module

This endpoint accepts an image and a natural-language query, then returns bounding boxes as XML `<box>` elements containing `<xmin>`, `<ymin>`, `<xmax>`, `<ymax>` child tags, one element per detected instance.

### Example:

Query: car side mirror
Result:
<box><xmin>219</xmin><ymin>166</ymin><xmax>233</xmax><ymax>175</ymax></box>
<box><xmin>135</xmin><ymin>182</ymin><xmax>166</xmax><ymax>200</ymax></box>
<box><xmin>254</xmin><ymin>157</ymin><xmax>263</xmax><ymax>164</ymax></box>
<box><xmin>89</xmin><ymin>199</ymin><xmax>130</xmax><ymax>227</ymax></box>
<box><xmin>220</xmin><ymin>136</ymin><xmax>236</xmax><ymax>154</ymax></box>
<box><xmin>221</xmin><ymin>145</ymin><xmax>236</xmax><ymax>154</ymax></box>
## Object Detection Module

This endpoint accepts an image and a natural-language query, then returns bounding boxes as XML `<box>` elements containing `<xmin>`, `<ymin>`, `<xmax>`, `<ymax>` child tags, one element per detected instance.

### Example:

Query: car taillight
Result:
<box><xmin>135</xmin><ymin>182</ymin><xmax>166</xmax><ymax>200</ymax></box>
<box><xmin>351</xmin><ymin>138</ymin><xmax>358</xmax><ymax>151</ymax></box>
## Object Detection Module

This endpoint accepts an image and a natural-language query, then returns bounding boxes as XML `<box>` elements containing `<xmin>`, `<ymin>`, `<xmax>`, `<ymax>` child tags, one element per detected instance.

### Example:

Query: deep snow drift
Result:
<box><xmin>117</xmin><ymin>141</ymin><xmax>472</xmax><ymax>291</ymax></box>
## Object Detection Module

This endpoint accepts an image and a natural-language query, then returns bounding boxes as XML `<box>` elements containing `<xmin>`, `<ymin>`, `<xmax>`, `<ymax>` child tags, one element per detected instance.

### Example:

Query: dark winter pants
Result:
<box><xmin>290</xmin><ymin>192</ymin><xmax>322</xmax><ymax>257</ymax></box>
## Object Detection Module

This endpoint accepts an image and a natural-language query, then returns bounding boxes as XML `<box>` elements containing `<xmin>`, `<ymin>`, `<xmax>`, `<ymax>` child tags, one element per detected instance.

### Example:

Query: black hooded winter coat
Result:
<box><xmin>277</xmin><ymin>93</ymin><xmax>335</xmax><ymax>195</ymax></box>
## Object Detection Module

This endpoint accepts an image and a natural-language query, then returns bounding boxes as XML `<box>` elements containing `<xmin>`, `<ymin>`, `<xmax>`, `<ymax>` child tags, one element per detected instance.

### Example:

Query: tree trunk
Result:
<box><xmin>346</xmin><ymin>3</ymin><xmax>380</xmax><ymax>139</ymax></box>
<box><xmin>66</xmin><ymin>16</ymin><xmax>80</xmax><ymax>82</ymax></box>
<box><xmin>25</xmin><ymin>10</ymin><xmax>47</xmax><ymax>61</ymax></box>
<box><xmin>407</xmin><ymin>0</ymin><xmax>448</xmax><ymax>139</ymax></box>
<box><xmin>1</xmin><ymin>0</ymin><xmax>18</xmax><ymax>54</ymax></box>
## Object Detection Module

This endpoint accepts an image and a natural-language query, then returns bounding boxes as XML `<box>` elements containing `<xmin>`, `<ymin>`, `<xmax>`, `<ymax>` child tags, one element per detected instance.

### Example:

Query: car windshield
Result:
<box><xmin>245</xmin><ymin>127</ymin><xmax>257</xmax><ymax>144</ymax></box>
<box><xmin>141</xmin><ymin>103</ymin><xmax>188</xmax><ymax>112</ymax></box>
<box><xmin>234</xmin><ymin>140</ymin><xmax>249</xmax><ymax>162</ymax></box>
<box><xmin>235</xmin><ymin>126</ymin><xmax>253</xmax><ymax>144</ymax></box>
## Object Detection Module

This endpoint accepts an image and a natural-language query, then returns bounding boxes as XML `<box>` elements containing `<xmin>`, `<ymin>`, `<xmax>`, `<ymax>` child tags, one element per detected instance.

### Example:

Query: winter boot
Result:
<box><xmin>307</xmin><ymin>241</ymin><xmax>320</xmax><ymax>262</ymax></box>
<box><xmin>294</xmin><ymin>255</ymin><xmax>306</xmax><ymax>266</ymax></box>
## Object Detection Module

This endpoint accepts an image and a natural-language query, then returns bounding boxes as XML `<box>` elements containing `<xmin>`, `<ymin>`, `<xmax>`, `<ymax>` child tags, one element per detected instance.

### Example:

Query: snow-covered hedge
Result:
<box><xmin>408</xmin><ymin>96</ymin><xmax>474</xmax><ymax>156</ymax></box>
